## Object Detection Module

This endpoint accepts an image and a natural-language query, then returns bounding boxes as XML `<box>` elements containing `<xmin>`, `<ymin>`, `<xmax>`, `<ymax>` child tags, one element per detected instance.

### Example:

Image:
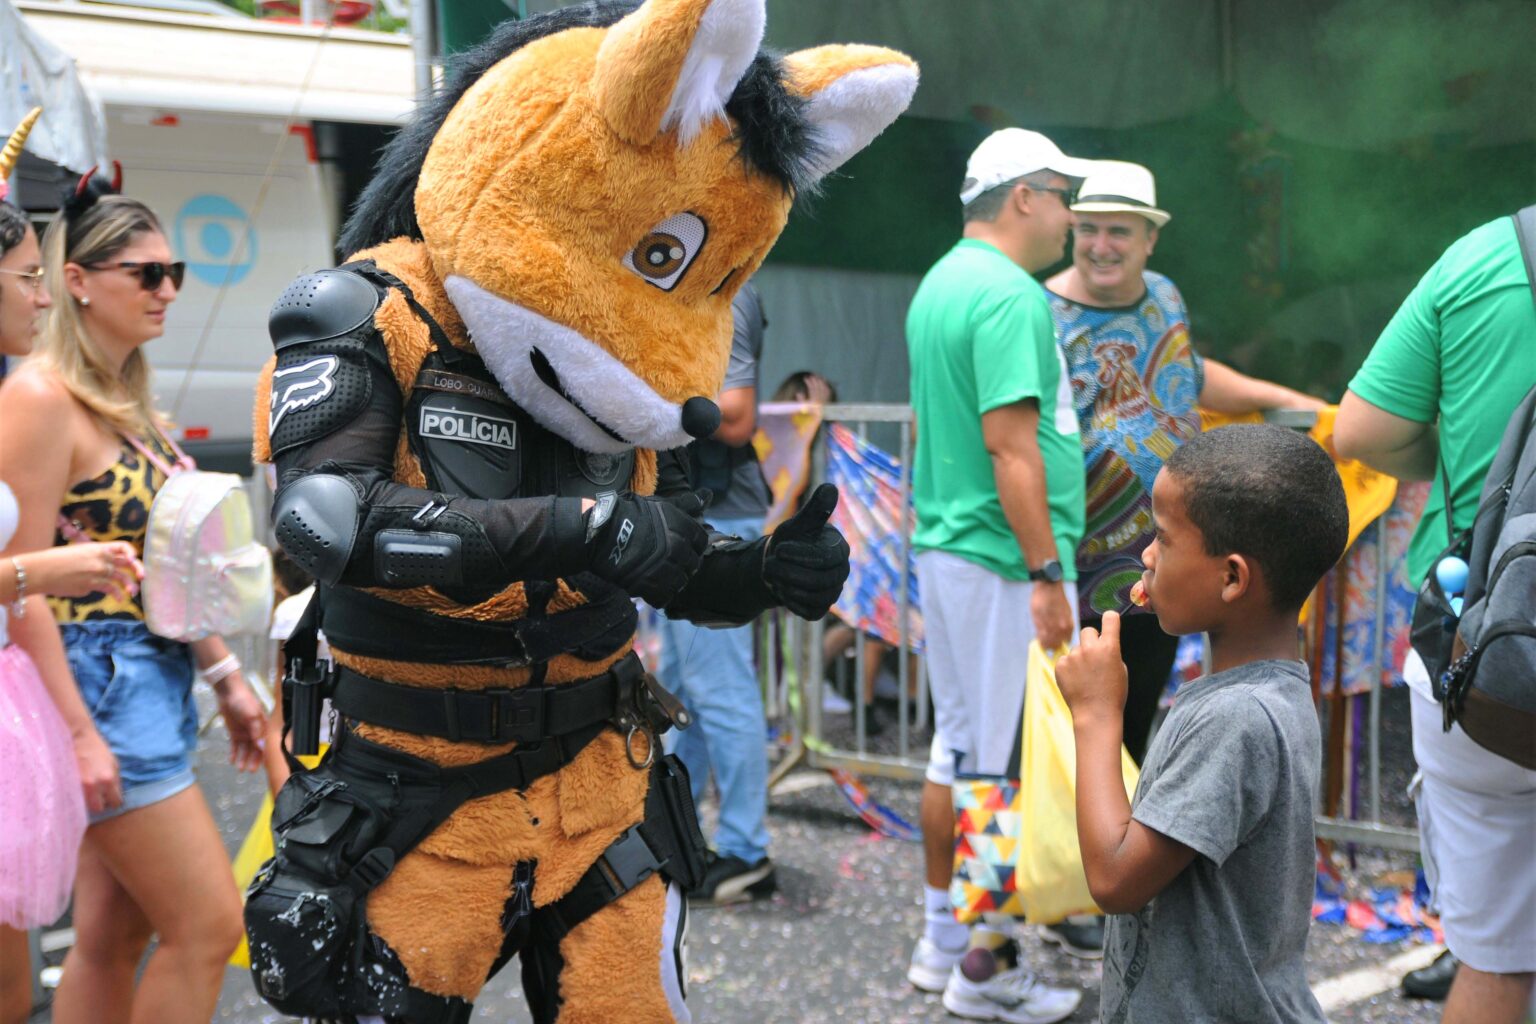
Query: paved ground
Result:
<box><xmin>29</xmin><ymin>686</ymin><xmax>1444</xmax><ymax>1023</ymax></box>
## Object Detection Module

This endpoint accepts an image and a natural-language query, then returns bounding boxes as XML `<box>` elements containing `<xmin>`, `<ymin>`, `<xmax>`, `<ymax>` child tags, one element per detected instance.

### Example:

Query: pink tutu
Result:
<box><xmin>0</xmin><ymin>643</ymin><xmax>86</xmax><ymax>929</ymax></box>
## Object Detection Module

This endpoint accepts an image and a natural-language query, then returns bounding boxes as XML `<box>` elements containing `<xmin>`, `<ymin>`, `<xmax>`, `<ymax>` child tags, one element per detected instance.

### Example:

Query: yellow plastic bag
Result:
<box><xmin>951</xmin><ymin>642</ymin><xmax>1139</xmax><ymax>924</ymax></box>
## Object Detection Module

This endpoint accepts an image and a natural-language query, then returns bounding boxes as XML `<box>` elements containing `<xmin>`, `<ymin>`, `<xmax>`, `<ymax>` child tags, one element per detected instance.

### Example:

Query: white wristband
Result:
<box><xmin>202</xmin><ymin>653</ymin><xmax>241</xmax><ymax>687</ymax></box>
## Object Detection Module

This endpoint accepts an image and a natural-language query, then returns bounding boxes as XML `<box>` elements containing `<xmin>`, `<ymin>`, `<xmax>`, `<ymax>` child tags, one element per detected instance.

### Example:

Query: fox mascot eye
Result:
<box><xmin>623</xmin><ymin>212</ymin><xmax>707</xmax><ymax>290</ymax></box>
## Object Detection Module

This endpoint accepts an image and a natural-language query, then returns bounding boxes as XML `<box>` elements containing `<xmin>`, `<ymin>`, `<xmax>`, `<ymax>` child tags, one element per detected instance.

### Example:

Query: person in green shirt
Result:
<box><xmin>1336</xmin><ymin>213</ymin><xmax>1536</xmax><ymax>1023</ymax></box>
<box><xmin>904</xmin><ymin>127</ymin><xmax>1093</xmax><ymax>1024</ymax></box>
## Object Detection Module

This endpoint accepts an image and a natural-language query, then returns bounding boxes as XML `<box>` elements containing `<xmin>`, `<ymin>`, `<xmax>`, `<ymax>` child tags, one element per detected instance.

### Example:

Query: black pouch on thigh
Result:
<box><xmin>244</xmin><ymin>759</ymin><xmax>398</xmax><ymax>1017</ymax></box>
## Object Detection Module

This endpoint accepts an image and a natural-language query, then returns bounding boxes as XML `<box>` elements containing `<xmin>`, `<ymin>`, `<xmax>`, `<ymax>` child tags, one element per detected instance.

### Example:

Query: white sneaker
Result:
<box><xmin>907</xmin><ymin>935</ymin><xmax>965</xmax><ymax>993</ymax></box>
<box><xmin>821</xmin><ymin>689</ymin><xmax>853</xmax><ymax>714</ymax></box>
<box><xmin>941</xmin><ymin>954</ymin><xmax>1082</xmax><ymax>1023</ymax></box>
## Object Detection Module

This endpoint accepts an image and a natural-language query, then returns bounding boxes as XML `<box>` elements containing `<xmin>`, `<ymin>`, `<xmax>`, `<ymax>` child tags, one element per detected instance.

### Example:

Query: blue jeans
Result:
<box><xmin>658</xmin><ymin>515</ymin><xmax>770</xmax><ymax>863</ymax></box>
<box><xmin>60</xmin><ymin>619</ymin><xmax>196</xmax><ymax>822</ymax></box>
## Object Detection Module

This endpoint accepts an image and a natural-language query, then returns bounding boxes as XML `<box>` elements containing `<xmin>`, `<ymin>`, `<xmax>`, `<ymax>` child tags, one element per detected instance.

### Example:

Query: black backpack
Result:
<box><xmin>1409</xmin><ymin>205</ymin><xmax>1536</xmax><ymax>769</ymax></box>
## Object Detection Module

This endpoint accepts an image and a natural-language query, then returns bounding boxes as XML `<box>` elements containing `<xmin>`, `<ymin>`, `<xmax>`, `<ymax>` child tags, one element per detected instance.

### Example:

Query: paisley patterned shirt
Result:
<box><xmin>1050</xmin><ymin>272</ymin><xmax>1204</xmax><ymax>619</ymax></box>
<box><xmin>48</xmin><ymin>431</ymin><xmax>176</xmax><ymax>623</ymax></box>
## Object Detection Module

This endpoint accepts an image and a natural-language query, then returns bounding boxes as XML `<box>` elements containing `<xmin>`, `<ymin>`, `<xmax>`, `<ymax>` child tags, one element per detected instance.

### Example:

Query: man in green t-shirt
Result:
<box><xmin>1336</xmin><ymin>214</ymin><xmax>1536</xmax><ymax>1023</ymax></box>
<box><xmin>903</xmin><ymin>127</ymin><xmax>1092</xmax><ymax>1024</ymax></box>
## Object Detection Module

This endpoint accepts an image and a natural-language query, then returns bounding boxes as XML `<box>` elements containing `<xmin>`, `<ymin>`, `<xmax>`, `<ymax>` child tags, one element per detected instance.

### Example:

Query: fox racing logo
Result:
<box><xmin>269</xmin><ymin>356</ymin><xmax>340</xmax><ymax>434</ymax></box>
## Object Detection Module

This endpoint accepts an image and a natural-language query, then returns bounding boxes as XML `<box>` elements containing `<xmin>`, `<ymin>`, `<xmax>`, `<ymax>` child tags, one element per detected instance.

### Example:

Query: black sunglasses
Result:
<box><xmin>1028</xmin><ymin>184</ymin><xmax>1077</xmax><ymax>207</ymax></box>
<box><xmin>85</xmin><ymin>260</ymin><xmax>186</xmax><ymax>291</ymax></box>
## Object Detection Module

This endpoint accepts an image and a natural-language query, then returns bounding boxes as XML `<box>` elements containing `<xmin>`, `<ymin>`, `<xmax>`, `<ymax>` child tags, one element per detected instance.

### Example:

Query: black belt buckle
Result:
<box><xmin>491</xmin><ymin>686</ymin><xmax>544</xmax><ymax>743</ymax></box>
<box><xmin>444</xmin><ymin>686</ymin><xmax>544</xmax><ymax>743</ymax></box>
<box><xmin>595</xmin><ymin>826</ymin><xmax>661</xmax><ymax>898</ymax></box>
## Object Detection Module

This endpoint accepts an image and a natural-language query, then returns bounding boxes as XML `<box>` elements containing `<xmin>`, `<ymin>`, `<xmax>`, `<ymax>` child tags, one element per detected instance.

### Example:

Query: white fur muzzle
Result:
<box><xmin>444</xmin><ymin>275</ymin><xmax>695</xmax><ymax>455</ymax></box>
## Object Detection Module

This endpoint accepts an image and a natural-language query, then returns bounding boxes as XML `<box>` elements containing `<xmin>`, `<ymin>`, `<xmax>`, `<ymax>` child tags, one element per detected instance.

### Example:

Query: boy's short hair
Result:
<box><xmin>1165</xmin><ymin>424</ymin><xmax>1349</xmax><ymax>610</ymax></box>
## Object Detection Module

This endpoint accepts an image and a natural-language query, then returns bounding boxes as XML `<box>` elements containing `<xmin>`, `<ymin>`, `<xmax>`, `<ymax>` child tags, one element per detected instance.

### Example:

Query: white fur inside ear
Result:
<box><xmin>660</xmin><ymin>0</ymin><xmax>765</xmax><ymax>145</ymax></box>
<box><xmin>444</xmin><ymin>276</ymin><xmax>695</xmax><ymax>455</ymax></box>
<box><xmin>801</xmin><ymin>63</ymin><xmax>919</xmax><ymax>180</ymax></box>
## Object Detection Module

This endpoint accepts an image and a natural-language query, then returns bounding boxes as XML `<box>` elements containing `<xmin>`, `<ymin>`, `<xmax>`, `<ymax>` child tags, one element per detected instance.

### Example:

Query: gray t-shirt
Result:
<box><xmin>1100</xmin><ymin>659</ymin><xmax>1325</xmax><ymax>1024</ymax></box>
<box><xmin>706</xmin><ymin>281</ymin><xmax>771</xmax><ymax>521</ymax></box>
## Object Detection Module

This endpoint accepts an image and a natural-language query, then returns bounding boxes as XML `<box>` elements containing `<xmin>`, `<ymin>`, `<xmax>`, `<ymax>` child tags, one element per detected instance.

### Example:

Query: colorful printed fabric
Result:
<box><xmin>1051</xmin><ymin>272</ymin><xmax>1205</xmax><ymax>617</ymax></box>
<box><xmin>830</xmin><ymin>768</ymin><xmax>920</xmax><ymax>842</ymax></box>
<box><xmin>825</xmin><ymin>423</ymin><xmax>924</xmax><ymax>652</ymax></box>
<box><xmin>752</xmin><ymin>401</ymin><xmax>824</xmax><ymax>532</ymax></box>
<box><xmin>950</xmin><ymin>777</ymin><xmax>1027</xmax><ymax>920</ymax></box>
<box><xmin>1313</xmin><ymin>482</ymin><xmax>1429</xmax><ymax>696</ymax></box>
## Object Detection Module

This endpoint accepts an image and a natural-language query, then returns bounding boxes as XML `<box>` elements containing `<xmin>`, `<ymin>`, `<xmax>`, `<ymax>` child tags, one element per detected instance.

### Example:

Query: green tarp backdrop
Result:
<box><xmin>449</xmin><ymin>0</ymin><xmax>1536</xmax><ymax>401</ymax></box>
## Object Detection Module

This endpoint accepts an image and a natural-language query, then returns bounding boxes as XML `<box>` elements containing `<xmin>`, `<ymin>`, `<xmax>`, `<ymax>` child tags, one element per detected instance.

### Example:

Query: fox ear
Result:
<box><xmin>782</xmin><ymin>46</ymin><xmax>919</xmax><ymax>183</ymax></box>
<box><xmin>595</xmin><ymin>0</ymin><xmax>765</xmax><ymax>146</ymax></box>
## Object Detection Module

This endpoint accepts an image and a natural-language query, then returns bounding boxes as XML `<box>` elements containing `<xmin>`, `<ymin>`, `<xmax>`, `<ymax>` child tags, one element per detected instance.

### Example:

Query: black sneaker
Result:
<box><xmin>687</xmin><ymin>851</ymin><xmax>776</xmax><ymax>905</ymax></box>
<box><xmin>1402</xmin><ymin>950</ymin><xmax>1458</xmax><ymax>1001</ymax></box>
<box><xmin>1040</xmin><ymin>916</ymin><xmax>1105</xmax><ymax>960</ymax></box>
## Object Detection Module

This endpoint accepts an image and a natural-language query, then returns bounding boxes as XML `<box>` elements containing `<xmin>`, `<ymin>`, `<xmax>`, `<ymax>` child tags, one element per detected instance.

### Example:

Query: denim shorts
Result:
<box><xmin>60</xmin><ymin>619</ymin><xmax>197</xmax><ymax>823</ymax></box>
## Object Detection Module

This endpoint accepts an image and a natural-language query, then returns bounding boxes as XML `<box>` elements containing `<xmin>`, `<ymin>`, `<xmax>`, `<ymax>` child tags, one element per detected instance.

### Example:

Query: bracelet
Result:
<box><xmin>201</xmin><ymin>653</ymin><xmax>241</xmax><ymax>687</ymax></box>
<box><xmin>7</xmin><ymin>558</ymin><xmax>25</xmax><ymax>619</ymax></box>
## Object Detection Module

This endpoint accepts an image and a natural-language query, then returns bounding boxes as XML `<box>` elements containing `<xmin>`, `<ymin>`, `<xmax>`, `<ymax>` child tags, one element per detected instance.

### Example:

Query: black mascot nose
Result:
<box><xmin>681</xmin><ymin>396</ymin><xmax>722</xmax><ymax>440</ymax></box>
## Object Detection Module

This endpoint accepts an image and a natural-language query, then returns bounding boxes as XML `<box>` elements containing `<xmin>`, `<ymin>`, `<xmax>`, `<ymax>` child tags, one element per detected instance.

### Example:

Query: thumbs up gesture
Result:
<box><xmin>762</xmin><ymin>484</ymin><xmax>851</xmax><ymax>620</ymax></box>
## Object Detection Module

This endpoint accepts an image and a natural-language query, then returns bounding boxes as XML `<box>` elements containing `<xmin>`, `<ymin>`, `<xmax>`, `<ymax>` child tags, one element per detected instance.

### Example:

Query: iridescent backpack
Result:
<box><xmin>60</xmin><ymin>430</ymin><xmax>272</xmax><ymax>641</ymax></box>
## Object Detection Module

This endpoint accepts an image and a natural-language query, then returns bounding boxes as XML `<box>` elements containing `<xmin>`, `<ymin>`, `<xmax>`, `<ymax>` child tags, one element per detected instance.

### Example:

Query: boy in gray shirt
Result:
<box><xmin>1056</xmin><ymin>424</ymin><xmax>1349</xmax><ymax>1023</ymax></box>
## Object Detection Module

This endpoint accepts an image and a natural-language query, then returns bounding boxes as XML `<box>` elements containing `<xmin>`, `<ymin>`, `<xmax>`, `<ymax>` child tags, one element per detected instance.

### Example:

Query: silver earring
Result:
<box><xmin>79</xmin><ymin>296</ymin><xmax>90</xmax><ymax>306</ymax></box>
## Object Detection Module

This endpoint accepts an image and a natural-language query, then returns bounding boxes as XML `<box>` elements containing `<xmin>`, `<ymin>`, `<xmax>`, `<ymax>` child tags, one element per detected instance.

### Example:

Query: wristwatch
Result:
<box><xmin>1028</xmin><ymin>560</ymin><xmax>1064</xmax><ymax>583</ymax></box>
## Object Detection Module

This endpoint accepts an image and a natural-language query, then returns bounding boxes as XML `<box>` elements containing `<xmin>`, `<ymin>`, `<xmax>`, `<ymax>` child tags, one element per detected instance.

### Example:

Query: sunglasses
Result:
<box><xmin>1028</xmin><ymin>184</ymin><xmax>1078</xmax><ymax>207</ymax></box>
<box><xmin>84</xmin><ymin>260</ymin><xmax>186</xmax><ymax>291</ymax></box>
<box><xmin>0</xmin><ymin>267</ymin><xmax>46</xmax><ymax>292</ymax></box>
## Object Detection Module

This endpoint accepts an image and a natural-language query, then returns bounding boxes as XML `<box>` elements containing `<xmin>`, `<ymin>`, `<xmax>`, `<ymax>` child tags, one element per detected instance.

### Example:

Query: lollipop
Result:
<box><xmin>1129</xmin><ymin>579</ymin><xmax>1149</xmax><ymax>608</ymax></box>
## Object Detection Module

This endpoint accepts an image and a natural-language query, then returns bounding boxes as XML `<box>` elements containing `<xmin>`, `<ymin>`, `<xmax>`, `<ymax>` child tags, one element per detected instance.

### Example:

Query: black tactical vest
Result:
<box><xmin>403</xmin><ymin>328</ymin><xmax>636</xmax><ymax>504</ymax></box>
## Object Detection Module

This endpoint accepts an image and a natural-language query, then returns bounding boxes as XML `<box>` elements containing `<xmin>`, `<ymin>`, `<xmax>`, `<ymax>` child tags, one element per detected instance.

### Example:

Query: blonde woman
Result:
<box><xmin>0</xmin><ymin>171</ymin><xmax>264</xmax><ymax>1024</ymax></box>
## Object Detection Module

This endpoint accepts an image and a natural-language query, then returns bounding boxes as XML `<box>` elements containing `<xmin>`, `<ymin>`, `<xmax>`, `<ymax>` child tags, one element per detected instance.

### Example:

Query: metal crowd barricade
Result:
<box><xmin>761</xmin><ymin>402</ymin><xmax>932</xmax><ymax>784</ymax></box>
<box><xmin>1312</xmin><ymin>545</ymin><xmax>1420</xmax><ymax>852</ymax></box>
<box><xmin>762</xmin><ymin>402</ymin><xmax>1420</xmax><ymax>851</ymax></box>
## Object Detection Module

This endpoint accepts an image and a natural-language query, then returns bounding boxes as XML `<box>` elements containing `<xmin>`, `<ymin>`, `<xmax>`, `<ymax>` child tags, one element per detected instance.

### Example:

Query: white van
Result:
<box><xmin>13</xmin><ymin>1</ymin><xmax>413</xmax><ymax>471</ymax></box>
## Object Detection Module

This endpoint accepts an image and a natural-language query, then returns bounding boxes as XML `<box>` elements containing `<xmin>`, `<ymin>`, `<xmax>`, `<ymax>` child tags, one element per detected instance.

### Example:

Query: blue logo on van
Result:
<box><xmin>175</xmin><ymin>195</ymin><xmax>258</xmax><ymax>287</ymax></box>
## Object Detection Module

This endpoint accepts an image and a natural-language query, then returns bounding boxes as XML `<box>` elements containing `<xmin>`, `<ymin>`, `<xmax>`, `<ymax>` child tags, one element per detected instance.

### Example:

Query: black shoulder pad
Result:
<box><xmin>268</xmin><ymin>344</ymin><xmax>376</xmax><ymax>457</ymax></box>
<box><xmin>269</xmin><ymin>270</ymin><xmax>381</xmax><ymax>351</ymax></box>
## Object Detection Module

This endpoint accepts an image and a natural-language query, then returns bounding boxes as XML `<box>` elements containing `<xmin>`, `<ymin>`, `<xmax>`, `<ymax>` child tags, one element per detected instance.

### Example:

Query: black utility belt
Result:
<box><xmin>317</xmin><ymin>582</ymin><xmax>639</xmax><ymax>668</ymax></box>
<box><xmin>293</xmin><ymin>651</ymin><xmax>690</xmax><ymax>752</ymax></box>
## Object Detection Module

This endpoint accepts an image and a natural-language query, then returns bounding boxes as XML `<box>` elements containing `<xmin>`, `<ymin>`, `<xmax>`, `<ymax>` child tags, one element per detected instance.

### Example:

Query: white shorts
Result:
<box><xmin>1406</xmin><ymin>653</ymin><xmax>1536</xmax><ymax>973</ymax></box>
<box><xmin>918</xmin><ymin>550</ymin><xmax>1076</xmax><ymax>787</ymax></box>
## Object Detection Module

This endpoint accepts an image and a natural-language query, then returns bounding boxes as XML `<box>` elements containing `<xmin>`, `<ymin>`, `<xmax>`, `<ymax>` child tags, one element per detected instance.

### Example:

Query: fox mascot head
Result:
<box><xmin>339</xmin><ymin>0</ymin><xmax>917</xmax><ymax>455</ymax></box>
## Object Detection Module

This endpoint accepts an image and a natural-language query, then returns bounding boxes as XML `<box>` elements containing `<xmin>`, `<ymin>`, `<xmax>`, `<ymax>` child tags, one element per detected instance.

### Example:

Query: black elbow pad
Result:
<box><xmin>273</xmin><ymin>474</ymin><xmax>362</xmax><ymax>585</ymax></box>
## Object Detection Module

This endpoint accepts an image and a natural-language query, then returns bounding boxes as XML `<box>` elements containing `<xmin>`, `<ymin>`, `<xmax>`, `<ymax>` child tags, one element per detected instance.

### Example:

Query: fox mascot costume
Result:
<box><xmin>246</xmin><ymin>1</ymin><xmax>916</xmax><ymax>1021</ymax></box>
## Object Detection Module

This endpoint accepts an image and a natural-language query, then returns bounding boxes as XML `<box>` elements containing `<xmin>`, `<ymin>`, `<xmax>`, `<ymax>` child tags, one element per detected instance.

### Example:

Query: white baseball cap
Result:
<box><xmin>1070</xmin><ymin>160</ymin><xmax>1170</xmax><ymax>227</ymax></box>
<box><xmin>959</xmin><ymin>129</ymin><xmax>1100</xmax><ymax>206</ymax></box>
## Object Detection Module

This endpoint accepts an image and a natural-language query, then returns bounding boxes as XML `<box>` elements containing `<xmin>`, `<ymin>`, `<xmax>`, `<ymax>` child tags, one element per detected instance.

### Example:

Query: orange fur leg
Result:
<box><xmin>367</xmin><ymin>849</ymin><xmax>517</xmax><ymax>1002</ymax></box>
<box><xmin>535</xmin><ymin>874</ymin><xmax>686</xmax><ymax>1024</ymax></box>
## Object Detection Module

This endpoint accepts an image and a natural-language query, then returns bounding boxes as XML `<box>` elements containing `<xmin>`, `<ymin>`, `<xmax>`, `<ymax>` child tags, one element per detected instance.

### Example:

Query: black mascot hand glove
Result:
<box><xmin>762</xmin><ymin>484</ymin><xmax>851</xmax><ymax>620</ymax></box>
<box><xmin>586</xmin><ymin>492</ymin><xmax>709</xmax><ymax>607</ymax></box>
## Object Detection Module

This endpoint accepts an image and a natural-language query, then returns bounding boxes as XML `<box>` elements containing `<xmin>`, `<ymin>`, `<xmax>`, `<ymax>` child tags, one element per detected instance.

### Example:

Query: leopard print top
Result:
<box><xmin>47</xmin><ymin>433</ymin><xmax>175</xmax><ymax>623</ymax></box>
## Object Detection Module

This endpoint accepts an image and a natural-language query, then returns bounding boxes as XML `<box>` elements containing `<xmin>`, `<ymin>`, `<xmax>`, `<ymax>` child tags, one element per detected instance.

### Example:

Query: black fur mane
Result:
<box><xmin>338</xmin><ymin>1</ymin><xmax>819</xmax><ymax>256</ymax></box>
